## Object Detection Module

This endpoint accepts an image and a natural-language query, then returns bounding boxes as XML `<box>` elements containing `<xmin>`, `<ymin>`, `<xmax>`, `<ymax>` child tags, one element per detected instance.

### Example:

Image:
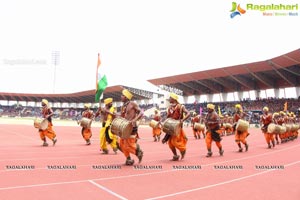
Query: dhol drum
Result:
<box><xmin>279</xmin><ymin>125</ymin><xmax>286</xmax><ymax>134</ymax></box>
<box><xmin>162</xmin><ymin>118</ymin><xmax>181</xmax><ymax>136</ymax></box>
<box><xmin>193</xmin><ymin>123</ymin><xmax>205</xmax><ymax>131</ymax></box>
<box><xmin>236</xmin><ymin>119</ymin><xmax>249</xmax><ymax>132</ymax></box>
<box><xmin>224</xmin><ymin>123</ymin><xmax>232</xmax><ymax>129</ymax></box>
<box><xmin>291</xmin><ymin>124</ymin><xmax>300</xmax><ymax>132</ymax></box>
<box><xmin>285</xmin><ymin>124</ymin><xmax>292</xmax><ymax>132</ymax></box>
<box><xmin>149</xmin><ymin>120</ymin><xmax>159</xmax><ymax>129</ymax></box>
<box><xmin>79</xmin><ymin>117</ymin><xmax>92</xmax><ymax>128</ymax></box>
<box><xmin>267</xmin><ymin>123</ymin><xmax>281</xmax><ymax>134</ymax></box>
<box><xmin>110</xmin><ymin>118</ymin><xmax>133</xmax><ymax>139</ymax></box>
<box><xmin>34</xmin><ymin>118</ymin><xmax>48</xmax><ymax>130</ymax></box>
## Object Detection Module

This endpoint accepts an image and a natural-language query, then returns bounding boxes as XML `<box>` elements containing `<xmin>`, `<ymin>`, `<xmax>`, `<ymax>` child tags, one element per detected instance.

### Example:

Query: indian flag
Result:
<box><xmin>95</xmin><ymin>53</ymin><xmax>108</xmax><ymax>102</ymax></box>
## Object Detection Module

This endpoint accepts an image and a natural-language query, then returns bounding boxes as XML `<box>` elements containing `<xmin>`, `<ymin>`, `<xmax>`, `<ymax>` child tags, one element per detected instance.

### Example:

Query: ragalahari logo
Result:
<box><xmin>230</xmin><ymin>2</ymin><xmax>246</xmax><ymax>18</ymax></box>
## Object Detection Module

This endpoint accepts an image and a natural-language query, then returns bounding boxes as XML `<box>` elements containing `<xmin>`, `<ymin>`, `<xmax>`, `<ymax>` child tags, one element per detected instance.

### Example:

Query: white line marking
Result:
<box><xmin>88</xmin><ymin>180</ymin><xmax>128</xmax><ymax>200</ymax></box>
<box><xmin>145</xmin><ymin>161</ymin><xmax>300</xmax><ymax>200</ymax></box>
<box><xmin>0</xmin><ymin>180</ymin><xmax>86</xmax><ymax>191</ymax></box>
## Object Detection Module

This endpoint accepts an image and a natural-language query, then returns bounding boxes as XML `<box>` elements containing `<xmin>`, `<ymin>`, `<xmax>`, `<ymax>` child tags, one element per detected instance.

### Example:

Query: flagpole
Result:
<box><xmin>52</xmin><ymin>51</ymin><xmax>60</xmax><ymax>93</ymax></box>
<box><xmin>96</xmin><ymin>53</ymin><xmax>100</xmax><ymax>93</ymax></box>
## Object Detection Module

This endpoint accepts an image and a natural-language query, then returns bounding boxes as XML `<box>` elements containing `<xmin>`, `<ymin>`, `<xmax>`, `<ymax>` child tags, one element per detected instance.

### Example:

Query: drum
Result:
<box><xmin>236</xmin><ymin>119</ymin><xmax>249</xmax><ymax>132</ymax></box>
<box><xmin>34</xmin><ymin>118</ymin><xmax>48</xmax><ymax>130</ymax></box>
<box><xmin>79</xmin><ymin>117</ymin><xmax>92</xmax><ymax>128</ymax></box>
<box><xmin>110</xmin><ymin>118</ymin><xmax>133</xmax><ymax>139</ymax></box>
<box><xmin>285</xmin><ymin>124</ymin><xmax>292</xmax><ymax>132</ymax></box>
<box><xmin>162</xmin><ymin>118</ymin><xmax>181</xmax><ymax>136</ymax></box>
<box><xmin>224</xmin><ymin>123</ymin><xmax>232</xmax><ymax>129</ymax></box>
<box><xmin>267</xmin><ymin>123</ymin><xmax>281</xmax><ymax>134</ymax></box>
<box><xmin>291</xmin><ymin>124</ymin><xmax>300</xmax><ymax>132</ymax></box>
<box><xmin>149</xmin><ymin>120</ymin><xmax>159</xmax><ymax>128</ymax></box>
<box><xmin>194</xmin><ymin>123</ymin><xmax>205</xmax><ymax>131</ymax></box>
<box><xmin>279</xmin><ymin>125</ymin><xmax>286</xmax><ymax>134</ymax></box>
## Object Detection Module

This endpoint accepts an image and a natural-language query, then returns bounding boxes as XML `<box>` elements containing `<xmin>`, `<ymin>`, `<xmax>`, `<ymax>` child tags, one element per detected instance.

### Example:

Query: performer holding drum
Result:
<box><xmin>161</xmin><ymin>93</ymin><xmax>190</xmax><ymax>161</ymax></box>
<box><xmin>233</xmin><ymin>104</ymin><xmax>249</xmax><ymax>152</ymax></box>
<box><xmin>271</xmin><ymin>112</ymin><xmax>281</xmax><ymax>145</ymax></box>
<box><xmin>204</xmin><ymin>104</ymin><xmax>224</xmax><ymax>157</ymax></box>
<box><xmin>115</xmin><ymin>89</ymin><xmax>144</xmax><ymax>165</ymax></box>
<box><xmin>95</xmin><ymin>98</ymin><xmax>119</xmax><ymax>154</ymax></box>
<box><xmin>260</xmin><ymin>106</ymin><xmax>275</xmax><ymax>149</ymax></box>
<box><xmin>191</xmin><ymin>112</ymin><xmax>205</xmax><ymax>139</ymax></box>
<box><xmin>223</xmin><ymin>114</ymin><xmax>233</xmax><ymax>136</ymax></box>
<box><xmin>150</xmin><ymin>109</ymin><xmax>162</xmax><ymax>142</ymax></box>
<box><xmin>37</xmin><ymin>99</ymin><xmax>57</xmax><ymax>146</ymax></box>
<box><xmin>80</xmin><ymin>103</ymin><xmax>94</xmax><ymax>145</ymax></box>
<box><xmin>278</xmin><ymin>111</ymin><xmax>287</xmax><ymax>143</ymax></box>
<box><xmin>289</xmin><ymin>112</ymin><xmax>298</xmax><ymax>141</ymax></box>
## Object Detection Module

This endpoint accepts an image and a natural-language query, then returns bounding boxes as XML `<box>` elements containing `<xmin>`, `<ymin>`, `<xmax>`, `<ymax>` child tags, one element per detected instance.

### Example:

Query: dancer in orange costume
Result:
<box><xmin>204</xmin><ymin>104</ymin><xmax>224</xmax><ymax>157</ymax></box>
<box><xmin>233</xmin><ymin>104</ymin><xmax>249</xmax><ymax>152</ymax></box>
<box><xmin>191</xmin><ymin>112</ymin><xmax>205</xmax><ymax>139</ymax></box>
<box><xmin>260</xmin><ymin>106</ymin><xmax>275</xmax><ymax>148</ymax></box>
<box><xmin>39</xmin><ymin>99</ymin><xmax>57</xmax><ymax>146</ymax></box>
<box><xmin>223</xmin><ymin>114</ymin><xmax>233</xmax><ymax>136</ymax></box>
<box><xmin>289</xmin><ymin>112</ymin><xmax>298</xmax><ymax>140</ymax></box>
<box><xmin>161</xmin><ymin>93</ymin><xmax>190</xmax><ymax>161</ymax></box>
<box><xmin>278</xmin><ymin>111</ymin><xmax>288</xmax><ymax>143</ymax></box>
<box><xmin>119</xmin><ymin>89</ymin><xmax>144</xmax><ymax>165</ymax></box>
<box><xmin>81</xmin><ymin>103</ymin><xmax>94</xmax><ymax>145</ymax></box>
<box><xmin>272</xmin><ymin>112</ymin><xmax>281</xmax><ymax>145</ymax></box>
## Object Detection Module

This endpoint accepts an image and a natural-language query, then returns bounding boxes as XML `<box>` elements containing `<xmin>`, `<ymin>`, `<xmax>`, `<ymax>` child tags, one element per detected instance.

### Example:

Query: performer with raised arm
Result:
<box><xmin>95</xmin><ymin>98</ymin><xmax>119</xmax><ymax>154</ymax></box>
<box><xmin>80</xmin><ymin>103</ymin><xmax>94</xmax><ymax>145</ymax></box>
<box><xmin>260</xmin><ymin>106</ymin><xmax>275</xmax><ymax>148</ymax></box>
<box><xmin>119</xmin><ymin>89</ymin><xmax>144</xmax><ymax>165</ymax></box>
<box><xmin>204</xmin><ymin>104</ymin><xmax>224</xmax><ymax>157</ymax></box>
<box><xmin>161</xmin><ymin>93</ymin><xmax>190</xmax><ymax>161</ymax></box>
<box><xmin>39</xmin><ymin>99</ymin><xmax>57</xmax><ymax>146</ymax></box>
<box><xmin>233</xmin><ymin>104</ymin><xmax>249</xmax><ymax>152</ymax></box>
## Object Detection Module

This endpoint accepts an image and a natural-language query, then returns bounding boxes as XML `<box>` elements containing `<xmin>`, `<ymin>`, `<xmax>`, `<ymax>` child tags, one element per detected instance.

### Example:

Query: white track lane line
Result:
<box><xmin>145</xmin><ymin>160</ymin><xmax>300</xmax><ymax>200</ymax></box>
<box><xmin>88</xmin><ymin>180</ymin><xmax>128</xmax><ymax>200</ymax></box>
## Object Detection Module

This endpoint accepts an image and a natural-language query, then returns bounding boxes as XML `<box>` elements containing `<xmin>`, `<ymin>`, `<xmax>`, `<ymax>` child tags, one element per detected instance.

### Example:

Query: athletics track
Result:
<box><xmin>0</xmin><ymin>118</ymin><xmax>299</xmax><ymax>200</ymax></box>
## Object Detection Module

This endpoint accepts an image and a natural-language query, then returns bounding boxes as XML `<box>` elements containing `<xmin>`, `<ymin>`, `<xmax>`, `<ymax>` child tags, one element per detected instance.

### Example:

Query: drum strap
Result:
<box><xmin>162</xmin><ymin>133</ymin><xmax>171</xmax><ymax>144</ymax></box>
<box><xmin>211</xmin><ymin>129</ymin><xmax>222</xmax><ymax>142</ymax></box>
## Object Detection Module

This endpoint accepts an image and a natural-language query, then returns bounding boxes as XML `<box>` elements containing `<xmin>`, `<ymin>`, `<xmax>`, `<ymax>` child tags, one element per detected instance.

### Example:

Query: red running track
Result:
<box><xmin>0</xmin><ymin>123</ymin><xmax>299</xmax><ymax>200</ymax></box>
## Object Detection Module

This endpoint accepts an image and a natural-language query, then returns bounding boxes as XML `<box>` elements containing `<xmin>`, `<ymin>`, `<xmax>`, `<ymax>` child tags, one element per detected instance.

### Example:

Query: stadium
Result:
<box><xmin>0</xmin><ymin>48</ymin><xmax>299</xmax><ymax>200</ymax></box>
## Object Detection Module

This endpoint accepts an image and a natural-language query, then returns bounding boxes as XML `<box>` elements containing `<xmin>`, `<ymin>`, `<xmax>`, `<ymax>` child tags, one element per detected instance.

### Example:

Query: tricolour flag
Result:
<box><xmin>95</xmin><ymin>53</ymin><xmax>108</xmax><ymax>102</ymax></box>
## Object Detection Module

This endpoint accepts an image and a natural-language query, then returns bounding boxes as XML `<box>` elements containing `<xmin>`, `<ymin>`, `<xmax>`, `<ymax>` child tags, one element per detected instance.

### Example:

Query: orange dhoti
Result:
<box><xmin>205</xmin><ymin>129</ymin><xmax>222</xmax><ymax>150</ymax></box>
<box><xmin>168</xmin><ymin>129</ymin><xmax>187</xmax><ymax>152</ymax></box>
<box><xmin>235</xmin><ymin>131</ymin><xmax>249</xmax><ymax>144</ymax></box>
<box><xmin>39</xmin><ymin>122</ymin><xmax>56</xmax><ymax>141</ymax></box>
<box><xmin>264</xmin><ymin>132</ymin><xmax>275</xmax><ymax>145</ymax></box>
<box><xmin>261</xmin><ymin>124</ymin><xmax>275</xmax><ymax>148</ymax></box>
<box><xmin>235</xmin><ymin>130</ymin><xmax>249</xmax><ymax>152</ymax></box>
<box><xmin>119</xmin><ymin>135</ymin><xmax>143</xmax><ymax>165</ymax></box>
<box><xmin>119</xmin><ymin>137</ymin><xmax>138</xmax><ymax>158</ymax></box>
<box><xmin>81</xmin><ymin>127</ymin><xmax>92</xmax><ymax>141</ymax></box>
<box><xmin>152</xmin><ymin>127</ymin><xmax>161</xmax><ymax>137</ymax></box>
